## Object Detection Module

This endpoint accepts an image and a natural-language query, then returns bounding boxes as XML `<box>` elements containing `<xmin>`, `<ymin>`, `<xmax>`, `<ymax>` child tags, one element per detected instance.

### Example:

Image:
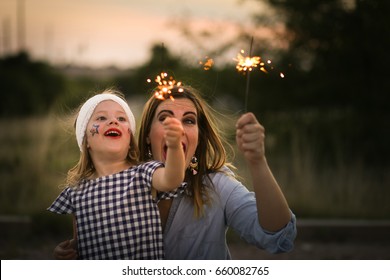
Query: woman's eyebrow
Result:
<box><xmin>183</xmin><ymin>111</ymin><xmax>197</xmax><ymax>116</ymax></box>
<box><xmin>157</xmin><ymin>110</ymin><xmax>197</xmax><ymax>117</ymax></box>
<box><xmin>156</xmin><ymin>109</ymin><xmax>174</xmax><ymax>117</ymax></box>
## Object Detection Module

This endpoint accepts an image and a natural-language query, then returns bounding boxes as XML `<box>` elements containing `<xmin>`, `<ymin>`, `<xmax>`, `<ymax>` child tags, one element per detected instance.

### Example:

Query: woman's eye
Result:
<box><xmin>183</xmin><ymin>118</ymin><xmax>196</xmax><ymax>125</ymax></box>
<box><xmin>158</xmin><ymin>115</ymin><xmax>167</xmax><ymax>122</ymax></box>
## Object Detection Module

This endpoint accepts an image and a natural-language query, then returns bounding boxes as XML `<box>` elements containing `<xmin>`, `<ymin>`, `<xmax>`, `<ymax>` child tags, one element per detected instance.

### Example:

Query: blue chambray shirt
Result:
<box><xmin>162</xmin><ymin>167</ymin><xmax>297</xmax><ymax>259</ymax></box>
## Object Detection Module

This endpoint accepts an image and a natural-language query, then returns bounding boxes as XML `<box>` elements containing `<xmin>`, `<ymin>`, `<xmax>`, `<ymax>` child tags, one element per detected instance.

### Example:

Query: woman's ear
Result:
<box><xmin>146</xmin><ymin>136</ymin><xmax>151</xmax><ymax>144</ymax></box>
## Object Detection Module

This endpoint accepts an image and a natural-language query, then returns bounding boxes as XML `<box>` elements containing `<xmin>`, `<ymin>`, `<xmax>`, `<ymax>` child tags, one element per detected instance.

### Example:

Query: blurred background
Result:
<box><xmin>1</xmin><ymin>0</ymin><xmax>389</xmax><ymax>259</ymax></box>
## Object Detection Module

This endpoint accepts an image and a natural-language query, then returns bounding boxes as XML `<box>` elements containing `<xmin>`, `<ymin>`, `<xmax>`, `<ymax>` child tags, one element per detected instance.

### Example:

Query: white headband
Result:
<box><xmin>75</xmin><ymin>93</ymin><xmax>136</xmax><ymax>151</ymax></box>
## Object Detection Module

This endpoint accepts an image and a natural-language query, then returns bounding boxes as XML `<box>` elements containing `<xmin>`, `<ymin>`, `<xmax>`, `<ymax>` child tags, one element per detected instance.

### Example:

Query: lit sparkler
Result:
<box><xmin>234</xmin><ymin>38</ymin><xmax>286</xmax><ymax>111</ymax></box>
<box><xmin>234</xmin><ymin>37</ymin><xmax>257</xmax><ymax>112</ymax></box>
<box><xmin>199</xmin><ymin>56</ymin><xmax>214</xmax><ymax>70</ymax></box>
<box><xmin>147</xmin><ymin>72</ymin><xmax>183</xmax><ymax>101</ymax></box>
<box><xmin>235</xmin><ymin>50</ymin><xmax>261</xmax><ymax>73</ymax></box>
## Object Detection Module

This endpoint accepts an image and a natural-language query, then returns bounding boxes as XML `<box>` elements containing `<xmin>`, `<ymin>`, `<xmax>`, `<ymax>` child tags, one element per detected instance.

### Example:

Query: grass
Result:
<box><xmin>0</xmin><ymin>116</ymin><xmax>77</xmax><ymax>215</ymax></box>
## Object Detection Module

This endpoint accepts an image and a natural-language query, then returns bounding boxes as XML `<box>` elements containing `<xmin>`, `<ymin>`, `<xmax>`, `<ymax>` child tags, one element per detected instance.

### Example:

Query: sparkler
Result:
<box><xmin>234</xmin><ymin>37</ymin><xmax>261</xmax><ymax>112</ymax></box>
<box><xmin>147</xmin><ymin>72</ymin><xmax>183</xmax><ymax>101</ymax></box>
<box><xmin>199</xmin><ymin>56</ymin><xmax>214</xmax><ymax>70</ymax></box>
<box><xmin>146</xmin><ymin>42</ymin><xmax>183</xmax><ymax>101</ymax></box>
<box><xmin>234</xmin><ymin>37</ymin><xmax>286</xmax><ymax>112</ymax></box>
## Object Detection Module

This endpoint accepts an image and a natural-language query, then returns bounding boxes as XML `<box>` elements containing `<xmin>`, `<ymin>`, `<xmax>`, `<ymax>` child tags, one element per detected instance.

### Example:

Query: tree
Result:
<box><xmin>0</xmin><ymin>52</ymin><xmax>66</xmax><ymax>116</ymax></box>
<box><xmin>252</xmin><ymin>0</ymin><xmax>390</xmax><ymax>110</ymax></box>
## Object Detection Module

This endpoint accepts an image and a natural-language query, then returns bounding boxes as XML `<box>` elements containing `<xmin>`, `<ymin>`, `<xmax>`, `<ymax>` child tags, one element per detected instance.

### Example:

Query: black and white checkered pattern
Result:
<box><xmin>48</xmin><ymin>161</ymin><xmax>185</xmax><ymax>259</ymax></box>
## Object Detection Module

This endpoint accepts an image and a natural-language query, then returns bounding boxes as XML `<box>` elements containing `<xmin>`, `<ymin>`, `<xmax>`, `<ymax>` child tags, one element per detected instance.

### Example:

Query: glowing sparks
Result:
<box><xmin>147</xmin><ymin>72</ymin><xmax>183</xmax><ymax>100</ymax></box>
<box><xmin>234</xmin><ymin>36</ymin><xmax>288</xmax><ymax>113</ymax></box>
<box><xmin>234</xmin><ymin>50</ymin><xmax>286</xmax><ymax>78</ymax></box>
<box><xmin>199</xmin><ymin>56</ymin><xmax>214</xmax><ymax>70</ymax></box>
<box><xmin>234</xmin><ymin>50</ymin><xmax>261</xmax><ymax>73</ymax></box>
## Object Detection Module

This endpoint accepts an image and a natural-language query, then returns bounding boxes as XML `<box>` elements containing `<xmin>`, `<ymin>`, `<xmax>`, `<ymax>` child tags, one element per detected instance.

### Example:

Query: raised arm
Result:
<box><xmin>236</xmin><ymin>112</ymin><xmax>292</xmax><ymax>232</ymax></box>
<box><xmin>152</xmin><ymin>117</ymin><xmax>185</xmax><ymax>192</ymax></box>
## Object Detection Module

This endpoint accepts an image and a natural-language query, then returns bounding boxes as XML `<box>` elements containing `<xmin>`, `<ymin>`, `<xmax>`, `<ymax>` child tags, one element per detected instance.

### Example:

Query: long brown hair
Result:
<box><xmin>138</xmin><ymin>85</ymin><xmax>234</xmax><ymax>216</ymax></box>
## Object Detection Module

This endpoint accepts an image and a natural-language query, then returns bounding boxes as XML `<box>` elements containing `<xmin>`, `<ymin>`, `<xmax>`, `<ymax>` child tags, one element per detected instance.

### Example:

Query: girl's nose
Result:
<box><xmin>109</xmin><ymin>118</ymin><xmax>118</xmax><ymax>125</ymax></box>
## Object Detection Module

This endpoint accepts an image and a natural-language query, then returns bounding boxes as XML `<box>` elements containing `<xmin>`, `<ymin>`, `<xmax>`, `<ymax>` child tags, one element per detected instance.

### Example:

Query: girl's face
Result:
<box><xmin>86</xmin><ymin>100</ymin><xmax>132</xmax><ymax>159</ymax></box>
<box><xmin>148</xmin><ymin>98</ymin><xmax>199</xmax><ymax>167</ymax></box>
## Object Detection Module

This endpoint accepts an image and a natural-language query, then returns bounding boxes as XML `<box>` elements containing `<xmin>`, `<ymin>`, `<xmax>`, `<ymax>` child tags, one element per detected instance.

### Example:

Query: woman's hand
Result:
<box><xmin>53</xmin><ymin>239</ymin><xmax>78</xmax><ymax>260</ymax></box>
<box><xmin>236</xmin><ymin>112</ymin><xmax>265</xmax><ymax>164</ymax></box>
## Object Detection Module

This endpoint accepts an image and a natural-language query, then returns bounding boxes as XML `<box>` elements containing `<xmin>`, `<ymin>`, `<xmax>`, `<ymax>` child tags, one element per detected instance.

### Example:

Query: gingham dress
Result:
<box><xmin>48</xmin><ymin>161</ymin><xmax>185</xmax><ymax>260</ymax></box>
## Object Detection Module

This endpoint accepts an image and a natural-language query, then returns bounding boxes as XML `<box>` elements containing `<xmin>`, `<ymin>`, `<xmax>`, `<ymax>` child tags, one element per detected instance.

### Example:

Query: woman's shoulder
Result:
<box><xmin>207</xmin><ymin>166</ymin><xmax>236</xmax><ymax>183</ymax></box>
<box><xmin>205</xmin><ymin>166</ymin><xmax>242</xmax><ymax>194</ymax></box>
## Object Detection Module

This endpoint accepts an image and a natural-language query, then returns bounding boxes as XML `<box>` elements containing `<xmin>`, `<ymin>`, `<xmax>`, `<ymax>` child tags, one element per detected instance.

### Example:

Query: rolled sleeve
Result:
<box><xmin>219</xmin><ymin>172</ymin><xmax>297</xmax><ymax>254</ymax></box>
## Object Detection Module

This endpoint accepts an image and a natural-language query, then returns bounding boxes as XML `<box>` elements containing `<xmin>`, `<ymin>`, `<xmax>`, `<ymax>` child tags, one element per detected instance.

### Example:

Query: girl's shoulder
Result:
<box><xmin>131</xmin><ymin>160</ymin><xmax>164</xmax><ymax>173</ymax></box>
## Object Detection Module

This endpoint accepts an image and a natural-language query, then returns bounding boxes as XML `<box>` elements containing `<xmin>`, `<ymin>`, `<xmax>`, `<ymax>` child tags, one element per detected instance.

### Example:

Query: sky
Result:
<box><xmin>0</xmin><ymin>0</ymin><xmax>267</xmax><ymax>69</ymax></box>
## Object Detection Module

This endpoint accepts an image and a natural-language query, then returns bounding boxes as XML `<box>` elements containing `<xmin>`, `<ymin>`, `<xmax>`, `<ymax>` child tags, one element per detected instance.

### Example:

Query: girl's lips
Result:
<box><xmin>104</xmin><ymin>128</ymin><xmax>122</xmax><ymax>137</ymax></box>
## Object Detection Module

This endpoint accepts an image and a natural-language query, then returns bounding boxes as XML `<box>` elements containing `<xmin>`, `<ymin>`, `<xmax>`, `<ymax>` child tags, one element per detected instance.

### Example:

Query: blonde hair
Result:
<box><xmin>138</xmin><ymin>85</ymin><xmax>235</xmax><ymax>217</ymax></box>
<box><xmin>66</xmin><ymin>89</ymin><xmax>139</xmax><ymax>187</ymax></box>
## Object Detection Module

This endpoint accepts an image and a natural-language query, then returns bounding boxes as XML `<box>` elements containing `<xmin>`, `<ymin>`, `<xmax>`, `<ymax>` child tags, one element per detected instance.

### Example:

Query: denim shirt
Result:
<box><xmin>163</xmin><ymin>168</ymin><xmax>297</xmax><ymax>259</ymax></box>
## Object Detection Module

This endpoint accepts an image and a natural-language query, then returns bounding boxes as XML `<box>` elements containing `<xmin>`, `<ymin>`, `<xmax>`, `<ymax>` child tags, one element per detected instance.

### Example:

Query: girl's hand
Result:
<box><xmin>163</xmin><ymin>117</ymin><xmax>184</xmax><ymax>150</ymax></box>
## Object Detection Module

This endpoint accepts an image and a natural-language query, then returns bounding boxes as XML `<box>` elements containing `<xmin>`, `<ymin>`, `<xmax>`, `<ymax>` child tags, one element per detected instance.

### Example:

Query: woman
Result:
<box><xmin>54</xmin><ymin>85</ymin><xmax>296</xmax><ymax>259</ymax></box>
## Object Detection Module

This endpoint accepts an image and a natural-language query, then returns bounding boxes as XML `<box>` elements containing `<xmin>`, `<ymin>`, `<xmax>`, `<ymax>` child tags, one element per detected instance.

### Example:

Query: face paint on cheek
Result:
<box><xmin>90</xmin><ymin>124</ymin><xmax>100</xmax><ymax>136</ymax></box>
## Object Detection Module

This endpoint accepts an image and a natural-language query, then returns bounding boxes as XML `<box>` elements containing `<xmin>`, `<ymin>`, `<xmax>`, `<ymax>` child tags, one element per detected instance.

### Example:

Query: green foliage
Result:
<box><xmin>246</xmin><ymin>0</ymin><xmax>390</xmax><ymax>166</ymax></box>
<box><xmin>0</xmin><ymin>52</ymin><xmax>67</xmax><ymax>117</ymax></box>
<box><xmin>257</xmin><ymin>0</ymin><xmax>390</xmax><ymax>110</ymax></box>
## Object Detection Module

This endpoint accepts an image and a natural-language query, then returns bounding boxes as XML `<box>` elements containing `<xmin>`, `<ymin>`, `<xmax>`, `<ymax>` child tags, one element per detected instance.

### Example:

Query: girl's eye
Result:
<box><xmin>97</xmin><ymin>116</ymin><xmax>106</xmax><ymax>121</ymax></box>
<box><xmin>118</xmin><ymin>116</ymin><xmax>127</xmax><ymax>122</ymax></box>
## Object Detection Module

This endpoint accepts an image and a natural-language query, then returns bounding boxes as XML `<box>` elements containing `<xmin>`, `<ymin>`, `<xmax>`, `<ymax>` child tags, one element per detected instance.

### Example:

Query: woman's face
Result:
<box><xmin>148</xmin><ymin>98</ymin><xmax>199</xmax><ymax>167</ymax></box>
<box><xmin>86</xmin><ymin>100</ymin><xmax>132</xmax><ymax>159</ymax></box>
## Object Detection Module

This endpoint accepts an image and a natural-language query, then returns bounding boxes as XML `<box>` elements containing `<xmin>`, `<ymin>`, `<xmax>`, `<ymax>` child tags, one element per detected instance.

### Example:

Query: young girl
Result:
<box><xmin>48</xmin><ymin>89</ymin><xmax>186</xmax><ymax>259</ymax></box>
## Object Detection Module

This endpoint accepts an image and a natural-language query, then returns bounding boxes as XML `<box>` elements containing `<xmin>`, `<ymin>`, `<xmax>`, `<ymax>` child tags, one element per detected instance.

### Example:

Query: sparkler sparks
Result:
<box><xmin>234</xmin><ymin>50</ymin><xmax>286</xmax><ymax>78</ymax></box>
<box><xmin>234</xmin><ymin>50</ymin><xmax>262</xmax><ymax>73</ymax></box>
<box><xmin>234</xmin><ymin>37</ymin><xmax>287</xmax><ymax>112</ymax></box>
<box><xmin>147</xmin><ymin>72</ymin><xmax>183</xmax><ymax>101</ymax></box>
<box><xmin>264</xmin><ymin>59</ymin><xmax>285</xmax><ymax>78</ymax></box>
<box><xmin>199</xmin><ymin>56</ymin><xmax>214</xmax><ymax>70</ymax></box>
<box><xmin>235</xmin><ymin>37</ymin><xmax>256</xmax><ymax>112</ymax></box>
